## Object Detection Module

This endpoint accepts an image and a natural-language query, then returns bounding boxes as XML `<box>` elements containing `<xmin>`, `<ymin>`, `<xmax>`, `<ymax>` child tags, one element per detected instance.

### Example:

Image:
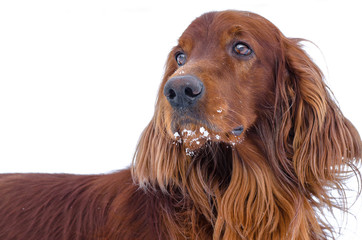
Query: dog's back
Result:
<box><xmin>0</xmin><ymin>170</ymin><xmax>162</xmax><ymax>240</ymax></box>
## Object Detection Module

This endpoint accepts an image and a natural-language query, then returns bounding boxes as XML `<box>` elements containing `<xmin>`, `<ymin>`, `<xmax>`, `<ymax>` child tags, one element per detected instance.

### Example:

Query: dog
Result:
<box><xmin>1</xmin><ymin>10</ymin><xmax>361</xmax><ymax>240</ymax></box>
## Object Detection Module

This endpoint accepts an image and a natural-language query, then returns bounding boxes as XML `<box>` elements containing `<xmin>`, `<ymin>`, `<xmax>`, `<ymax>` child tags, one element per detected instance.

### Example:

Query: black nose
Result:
<box><xmin>163</xmin><ymin>75</ymin><xmax>204</xmax><ymax>109</ymax></box>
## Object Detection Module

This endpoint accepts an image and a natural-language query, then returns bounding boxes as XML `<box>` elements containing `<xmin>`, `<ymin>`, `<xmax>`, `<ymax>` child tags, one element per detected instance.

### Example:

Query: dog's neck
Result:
<box><xmin>132</xmin><ymin>122</ymin><xmax>323</xmax><ymax>239</ymax></box>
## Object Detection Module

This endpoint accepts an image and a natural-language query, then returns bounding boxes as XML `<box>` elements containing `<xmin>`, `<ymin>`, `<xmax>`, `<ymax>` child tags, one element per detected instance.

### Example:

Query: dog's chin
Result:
<box><xmin>170</xmin><ymin>122</ymin><xmax>245</xmax><ymax>154</ymax></box>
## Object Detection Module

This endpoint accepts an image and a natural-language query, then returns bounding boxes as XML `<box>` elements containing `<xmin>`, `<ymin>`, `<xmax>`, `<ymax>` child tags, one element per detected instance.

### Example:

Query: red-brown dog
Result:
<box><xmin>1</xmin><ymin>10</ymin><xmax>361</xmax><ymax>240</ymax></box>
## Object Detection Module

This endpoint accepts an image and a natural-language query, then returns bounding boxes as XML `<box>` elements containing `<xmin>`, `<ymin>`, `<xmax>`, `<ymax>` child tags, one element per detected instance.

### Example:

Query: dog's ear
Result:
<box><xmin>275</xmin><ymin>38</ymin><xmax>361</xmax><ymax>196</ymax></box>
<box><xmin>131</xmin><ymin>117</ymin><xmax>183</xmax><ymax>192</ymax></box>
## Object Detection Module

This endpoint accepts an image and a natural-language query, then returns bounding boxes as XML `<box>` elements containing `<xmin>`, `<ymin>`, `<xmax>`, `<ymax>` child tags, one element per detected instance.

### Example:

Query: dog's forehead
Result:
<box><xmin>179</xmin><ymin>11</ymin><xmax>279</xmax><ymax>46</ymax></box>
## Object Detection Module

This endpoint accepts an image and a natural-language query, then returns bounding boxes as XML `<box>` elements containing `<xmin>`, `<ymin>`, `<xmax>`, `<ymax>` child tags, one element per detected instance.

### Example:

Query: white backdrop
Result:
<box><xmin>1</xmin><ymin>0</ymin><xmax>361</xmax><ymax>238</ymax></box>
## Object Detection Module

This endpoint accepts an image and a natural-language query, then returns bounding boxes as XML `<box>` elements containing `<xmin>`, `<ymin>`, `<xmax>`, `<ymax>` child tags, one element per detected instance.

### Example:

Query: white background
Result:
<box><xmin>0</xmin><ymin>0</ymin><xmax>361</xmax><ymax>238</ymax></box>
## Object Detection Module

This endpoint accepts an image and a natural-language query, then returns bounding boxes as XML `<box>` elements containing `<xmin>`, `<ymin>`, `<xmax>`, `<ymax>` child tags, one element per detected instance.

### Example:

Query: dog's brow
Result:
<box><xmin>178</xmin><ymin>37</ymin><xmax>193</xmax><ymax>52</ymax></box>
<box><xmin>228</xmin><ymin>25</ymin><xmax>246</xmax><ymax>37</ymax></box>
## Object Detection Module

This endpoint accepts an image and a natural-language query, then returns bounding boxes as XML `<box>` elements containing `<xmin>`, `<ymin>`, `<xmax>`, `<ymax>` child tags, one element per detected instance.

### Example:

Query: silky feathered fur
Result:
<box><xmin>1</xmin><ymin>10</ymin><xmax>361</xmax><ymax>240</ymax></box>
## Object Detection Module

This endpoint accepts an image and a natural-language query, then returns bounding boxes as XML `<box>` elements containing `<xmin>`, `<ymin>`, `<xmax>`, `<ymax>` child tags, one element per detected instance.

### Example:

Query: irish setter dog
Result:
<box><xmin>1</xmin><ymin>10</ymin><xmax>361</xmax><ymax>240</ymax></box>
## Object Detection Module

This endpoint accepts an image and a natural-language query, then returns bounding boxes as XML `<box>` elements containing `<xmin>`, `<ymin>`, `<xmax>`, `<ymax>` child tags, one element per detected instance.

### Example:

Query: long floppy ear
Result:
<box><xmin>275</xmin><ymin>38</ymin><xmax>362</xmax><ymax>202</ymax></box>
<box><xmin>131</xmin><ymin>116</ymin><xmax>186</xmax><ymax>192</ymax></box>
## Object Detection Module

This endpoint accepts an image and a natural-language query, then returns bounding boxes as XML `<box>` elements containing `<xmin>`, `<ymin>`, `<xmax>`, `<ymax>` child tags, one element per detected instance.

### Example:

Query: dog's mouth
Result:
<box><xmin>231</xmin><ymin>126</ymin><xmax>244</xmax><ymax>136</ymax></box>
<box><xmin>171</xmin><ymin>120</ymin><xmax>245</xmax><ymax>153</ymax></box>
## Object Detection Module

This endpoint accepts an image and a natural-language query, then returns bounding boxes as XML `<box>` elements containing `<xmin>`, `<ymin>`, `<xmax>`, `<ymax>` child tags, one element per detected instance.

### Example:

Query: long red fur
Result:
<box><xmin>1</xmin><ymin>10</ymin><xmax>361</xmax><ymax>240</ymax></box>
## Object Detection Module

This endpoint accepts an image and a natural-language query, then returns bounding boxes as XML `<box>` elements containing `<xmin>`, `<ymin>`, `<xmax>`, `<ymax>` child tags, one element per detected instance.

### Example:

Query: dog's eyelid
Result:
<box><xmin>233</xmin><ymin>40</ymin><xmax>252</xmax><ymax>49</ymax></box>
<box><xmin>172</xmin><ymin>45</ymin><xmax>185</xmax><ymax>55</ymax></box>
<box><xmin>174</xmin><ymin>49</ymin><xmax>184</xmax><ymax>55</ymax></box>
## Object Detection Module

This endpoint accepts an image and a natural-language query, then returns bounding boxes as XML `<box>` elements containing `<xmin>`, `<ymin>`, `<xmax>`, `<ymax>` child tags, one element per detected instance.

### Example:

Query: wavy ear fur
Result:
<box><xmin>131</xmin><ymin>117</ymin><xmax>182</xmax><ymax>192</ymax></box>
<box><xmin>275</xmin><ymin>37</ymin><xmax>362</xmax><ymax>210</ymax></box>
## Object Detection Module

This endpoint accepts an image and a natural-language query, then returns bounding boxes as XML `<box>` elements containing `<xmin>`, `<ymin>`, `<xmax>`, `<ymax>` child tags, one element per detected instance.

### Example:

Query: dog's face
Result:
<box><xmin>158</xmin><ymin>11</ymin><xmax>280</xmax><ymax>150</ymax></box>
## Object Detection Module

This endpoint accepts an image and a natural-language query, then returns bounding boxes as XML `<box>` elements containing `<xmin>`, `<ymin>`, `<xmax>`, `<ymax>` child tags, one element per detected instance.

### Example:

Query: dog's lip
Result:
<box><xmin>171</xmin><ymin>121</ymin><xmax>245</xmax><ymax>139</ymax></box>
<box><xmin>172</xmin><ymin>125</ymin><xmax>245</xmax><ymax>142</ymax></box>
<box><xmin>171</xmin><ymin>117</ymin><xmax>217</xmax><ymax>133</ymax></box>
<box><xmin>231</xmin><ymin>125</ymin><xmax>244</xmax><ymax>136</ymax></box>
<box><xmin>171</xmin><ymin>124</ymin><xmax>246</xmax><ymax>153</ymax></box>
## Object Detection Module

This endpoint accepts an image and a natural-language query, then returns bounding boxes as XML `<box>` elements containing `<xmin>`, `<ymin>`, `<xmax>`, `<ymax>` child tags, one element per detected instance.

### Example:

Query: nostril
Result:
<box><xmin>185</xmin><ymin>87</ymin><xmax>200</xmax><ymax>98</ymax></box>
<box><xmin>168</xmin><ymin>89</ymin><xmax>176</xmax><ymax>99</ymax></box>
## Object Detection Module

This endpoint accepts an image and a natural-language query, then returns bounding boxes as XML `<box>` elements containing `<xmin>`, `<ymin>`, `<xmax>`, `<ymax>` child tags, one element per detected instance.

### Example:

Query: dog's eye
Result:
<box><xmin>233</xmin><ymin>42</ymin><xmax>252</xmax><ymax>56</ymax></box>
<box><xmin>175</xmin><ymin>52</ymin><xmax>187</xmax><ymax>66</ymax></box>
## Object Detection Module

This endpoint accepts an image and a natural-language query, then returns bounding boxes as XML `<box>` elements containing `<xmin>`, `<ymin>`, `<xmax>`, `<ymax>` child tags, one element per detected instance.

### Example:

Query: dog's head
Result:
<box><xmin>157</xmin><ymin>11</ymin><xmax>279</xmax><ymax>150</ymax></box>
